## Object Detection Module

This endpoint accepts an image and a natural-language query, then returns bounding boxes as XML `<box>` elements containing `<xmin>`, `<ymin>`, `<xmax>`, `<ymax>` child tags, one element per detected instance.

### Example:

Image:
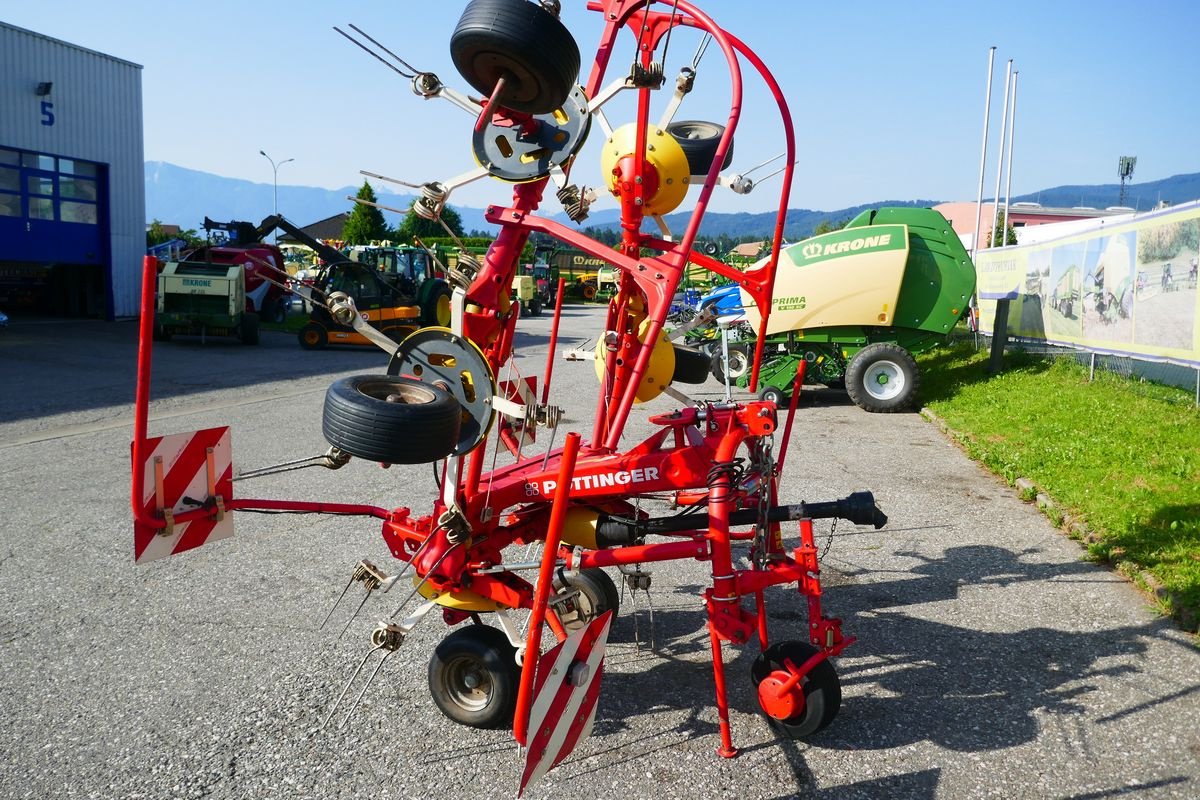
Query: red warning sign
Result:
<box><xmin>133</xmin><ymin>426</ymin><xmax>233</xmax><ymax>563</ymax></box>
<box><xmin>519</xmin><ymin>611</ymin><xmax>612</xmax><ymax>796</ymax></box>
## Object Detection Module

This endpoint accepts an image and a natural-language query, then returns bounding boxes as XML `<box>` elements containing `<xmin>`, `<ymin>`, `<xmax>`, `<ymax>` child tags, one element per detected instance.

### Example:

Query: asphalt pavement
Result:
<box><xmin>0</xmin><ymin>308</ymin><xmax>1197</xmax><ymax>800</ymax></box>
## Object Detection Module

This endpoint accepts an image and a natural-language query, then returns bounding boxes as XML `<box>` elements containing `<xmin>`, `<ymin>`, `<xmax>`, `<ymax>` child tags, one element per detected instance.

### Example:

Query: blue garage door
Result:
<box><xmin>0</xmin><ymin>146</ymin><xmax>107</xmax><ymax>264</ymax></box>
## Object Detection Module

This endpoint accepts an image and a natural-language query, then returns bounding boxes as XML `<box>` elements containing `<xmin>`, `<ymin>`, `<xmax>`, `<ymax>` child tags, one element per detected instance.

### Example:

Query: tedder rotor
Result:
<box><xmin>130</xmin><ymin>1</ymin><xmax>888</xmax><ymax>793</ymax></box>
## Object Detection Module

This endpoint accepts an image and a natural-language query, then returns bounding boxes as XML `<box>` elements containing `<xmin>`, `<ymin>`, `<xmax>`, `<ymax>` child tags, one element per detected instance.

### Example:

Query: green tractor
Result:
<box><xmin>708</xmin><ymin>207</ymin><xmax>976</xmax><ymax>412</ymax></box>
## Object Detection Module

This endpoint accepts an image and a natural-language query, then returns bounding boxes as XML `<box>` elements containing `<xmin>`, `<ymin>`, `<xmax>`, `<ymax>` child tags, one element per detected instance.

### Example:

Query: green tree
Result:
<box><xmin>342</xmin><ymin>181</ymin><xmax>391</xmax><ymax>245</ymax></box>
<box><xmin>396</xmin><ymin>205</ymin><xmax>465</xmax><ymax>241</ymax></box>
<box><xmin>986</xmin><ymin>219</ymin><xmax>1018</xmax><ymax>247</ymax></box>
<box><xmin>811</xmin><ymin>218</ymin><xmax>849</xmax><ymax>236</ymax></box>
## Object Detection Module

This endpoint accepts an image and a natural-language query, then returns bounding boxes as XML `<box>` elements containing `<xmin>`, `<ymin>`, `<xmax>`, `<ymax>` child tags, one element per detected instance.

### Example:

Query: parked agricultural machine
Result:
<box><xmin>131</xmin><ymin>1</ymin><xmax>887</xmax><ymax>793</ymax></box>
<box><xmin>701</xmin><ymin>207</ymin><xmax>976</xmax><ymax>411</ymax></box>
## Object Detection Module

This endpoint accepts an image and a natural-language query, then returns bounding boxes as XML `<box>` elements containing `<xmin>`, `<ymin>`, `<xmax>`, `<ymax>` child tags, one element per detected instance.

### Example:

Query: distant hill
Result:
<box><xmin>1011</xmin><ymin>172</ymin><xmax>1200</xmax><ymax>211</ymax></box>
<box><xmin>145</xmin><ymin>161</ymin><xmax>1200</xmax><ymax>240</ymax></box>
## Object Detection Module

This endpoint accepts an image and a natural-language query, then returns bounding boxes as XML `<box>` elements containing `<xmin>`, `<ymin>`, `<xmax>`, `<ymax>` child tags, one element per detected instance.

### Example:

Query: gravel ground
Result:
<box><xmin>1</xmin><ymin>309</ymin><xmax>1197</xmax><ymax>800</ymax></box>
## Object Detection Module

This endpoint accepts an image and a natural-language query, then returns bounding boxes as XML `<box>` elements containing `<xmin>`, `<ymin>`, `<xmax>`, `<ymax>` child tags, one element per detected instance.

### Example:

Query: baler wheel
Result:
<box><xmin>751</xmin><ymin>641</ymin><xmax>841</xmax><ymax>738</ymax></box>
<box><xmin>845</xmin><ymin>342</ymin><xmax>919</xmax><ymax>413</ymax></box>
<box><xmin>428</xmin><ymin>625</ymin><xmax>519</xmax><ymax>729</ymax></box>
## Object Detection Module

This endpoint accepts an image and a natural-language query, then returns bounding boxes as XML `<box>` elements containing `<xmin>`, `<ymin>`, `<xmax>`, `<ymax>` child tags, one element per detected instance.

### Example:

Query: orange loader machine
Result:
<box><xmin>130</xmin><ymin>1</ymin><xmax>887</xmax><ymax>794</ymax></box>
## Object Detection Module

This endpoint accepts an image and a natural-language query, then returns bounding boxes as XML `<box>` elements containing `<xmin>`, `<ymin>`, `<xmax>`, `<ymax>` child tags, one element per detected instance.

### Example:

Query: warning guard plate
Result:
<box><xmin>133</xmin><ymin>427</ymin><xmax>233</xmax><ymax>563</ymax></box>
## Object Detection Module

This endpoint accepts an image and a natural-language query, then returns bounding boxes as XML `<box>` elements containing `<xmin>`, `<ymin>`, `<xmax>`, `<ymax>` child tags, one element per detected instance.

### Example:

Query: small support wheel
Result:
<box><xmin>757</xmin><ymin>385</ymin><xmax>788</xmax><ymax>406</ymax></box>
<box><xmin>428</xmin><ymin>625</ymin><xmax>519</xmax><ymax>729</ymax></box>
<box><xmin>750</xmin><ymin>641</ymin><xmax>841</xmax><ymax>738</ymax></box>
<box><xmin>552</xmin><ymin>568</ymin><xmax>619</xmax><ymax>632</ymax></box>
<box><xmin>711</xmin><ymin>344</ymin><xmax>750</xmax><ymax>384</ymax></box>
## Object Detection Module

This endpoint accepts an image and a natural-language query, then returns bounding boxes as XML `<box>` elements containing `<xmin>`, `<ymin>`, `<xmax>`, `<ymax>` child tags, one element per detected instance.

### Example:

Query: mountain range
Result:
<box><xmin>145</xmin><ymin>161</ymin><xmax>1200</xmax><ymax>241</ymax></box>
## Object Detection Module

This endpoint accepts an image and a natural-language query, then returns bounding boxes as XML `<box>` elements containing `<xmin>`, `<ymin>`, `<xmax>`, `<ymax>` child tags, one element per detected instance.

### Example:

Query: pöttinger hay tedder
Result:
<box><xmin>131</xmin><ymin>1</ymin><xmax>888</xmax><ymax>793</ymax></box>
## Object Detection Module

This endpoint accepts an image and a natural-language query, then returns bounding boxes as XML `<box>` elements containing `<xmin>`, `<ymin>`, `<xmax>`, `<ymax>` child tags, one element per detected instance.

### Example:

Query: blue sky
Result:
<box><xmin>6</xmin><ymin>1</ymin><xmax>1200</xmax><ymax>213</ymax></box>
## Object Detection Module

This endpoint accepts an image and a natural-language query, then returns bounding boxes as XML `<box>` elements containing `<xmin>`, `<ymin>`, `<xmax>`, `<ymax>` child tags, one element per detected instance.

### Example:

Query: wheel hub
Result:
<box><xmin>757</xmin><ymin>669</ymin><xmax>805</xmax><ymax>720</ymax></box>
<box><xmin>863</xmin><ymin>359</ymin><xmax>905</xmax><ymax>401</ymax></box>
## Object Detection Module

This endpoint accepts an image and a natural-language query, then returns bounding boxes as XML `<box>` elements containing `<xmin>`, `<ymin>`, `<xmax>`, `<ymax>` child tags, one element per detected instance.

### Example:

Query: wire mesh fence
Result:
<box><xmin>962</xmin><ymin>332</ymin><xmax>1200</xmax><ymax>407</ymax></box>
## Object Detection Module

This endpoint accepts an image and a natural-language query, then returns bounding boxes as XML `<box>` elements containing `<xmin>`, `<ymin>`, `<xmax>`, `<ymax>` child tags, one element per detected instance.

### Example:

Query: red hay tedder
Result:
<box><xmin>131</xmin><ymin>1</ymin><xmax>888</xmax><ymax>793</ymax></box>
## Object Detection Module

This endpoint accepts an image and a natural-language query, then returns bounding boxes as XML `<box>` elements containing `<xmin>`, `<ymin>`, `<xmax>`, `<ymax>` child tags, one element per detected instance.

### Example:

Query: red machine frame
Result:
<box><xmin>132</xmin><ymin>0</ymin><xmax>881</xmax><ymax>772</ymax></box>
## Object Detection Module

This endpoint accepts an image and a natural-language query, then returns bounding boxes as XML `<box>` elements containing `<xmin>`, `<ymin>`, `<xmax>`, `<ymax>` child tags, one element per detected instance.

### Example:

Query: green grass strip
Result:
<box><xmin>917</xmin><ymin>343</ymin><xmax>1200</xmax><ymax>630</ymax></box>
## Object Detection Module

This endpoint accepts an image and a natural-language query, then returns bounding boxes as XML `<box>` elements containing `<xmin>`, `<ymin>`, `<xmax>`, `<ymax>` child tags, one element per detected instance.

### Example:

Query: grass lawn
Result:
<box><xmin>916</xmin><ymin>342</ymin><xmax>1200</xmax><ymax>632</ymax></box>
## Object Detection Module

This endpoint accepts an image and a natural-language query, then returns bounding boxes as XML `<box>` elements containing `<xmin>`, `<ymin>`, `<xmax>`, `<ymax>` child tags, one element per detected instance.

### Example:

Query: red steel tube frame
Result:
<box><xmin>513</xmin><ymin>431</ymin><xmax>582</xmax><ymax>746</ymax></box>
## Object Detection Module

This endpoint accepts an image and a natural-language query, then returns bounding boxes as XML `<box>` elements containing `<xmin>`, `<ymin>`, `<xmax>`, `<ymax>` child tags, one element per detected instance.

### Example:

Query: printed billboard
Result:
<box><xmin>977</xmin><ymin>201</ymin><xmax>1200</xmax><ymax>367</ymax></box>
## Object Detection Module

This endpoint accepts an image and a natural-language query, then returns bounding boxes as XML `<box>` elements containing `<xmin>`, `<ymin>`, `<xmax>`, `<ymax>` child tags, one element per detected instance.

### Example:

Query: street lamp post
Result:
<box><xmin>259</xmin><ymin>150</ymin><xmax>294</xmax><ymax>242</ymax></box>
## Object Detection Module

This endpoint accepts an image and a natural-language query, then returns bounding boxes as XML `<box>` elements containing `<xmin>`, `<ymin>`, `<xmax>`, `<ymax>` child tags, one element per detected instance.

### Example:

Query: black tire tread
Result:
<box><xmin>322</xmin><ymin>375</ymin><xmax>461</xmax><ymax>464</ymax></box>
<box><xmin>667</xmin><ymin>120</ymin><xmax>734</xmax><ymax>175</ymax></box>
<box><xmin>671</xmin><ymin>344</ymin><xmax>711</xmax><ymax>385</ymax></box>
<box><xmin>428</xmin><ymin>625</ymin><xmax>518</xmax><ymax>729</ymax></box>
<box><xmin>844</xmin><ymin>342</ymin><xmax>919</xmax><ymax>413</ymax></box>
<box><xmin>451</xmin><ymin>0</ymin><xmax>580</xmax><ymax>114</ymax></box>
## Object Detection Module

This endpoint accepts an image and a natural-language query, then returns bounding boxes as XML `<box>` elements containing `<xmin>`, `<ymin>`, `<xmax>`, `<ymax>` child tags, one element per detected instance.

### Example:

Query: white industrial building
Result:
<box><xmin>0</xmin><ymin>22</ymin><xmax>144</xmax><ymax>319</ymax></box>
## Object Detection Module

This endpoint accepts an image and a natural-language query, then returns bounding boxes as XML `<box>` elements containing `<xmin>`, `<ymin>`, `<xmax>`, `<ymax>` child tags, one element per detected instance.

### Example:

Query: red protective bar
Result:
<box><xmin>540</xmin><ymin>277</ymin><xmax>567</xmax><ymax>406</ymax></box>
<box><xmin>775</xmin><ymin>358</ymin><xmax>807</xmax><ymax>477</ymax></box>
<box><xmin>131</xmin><ymin>255</ymin><xmax>161</xmax><ymax>530</ymax></box>
<box><xmin>513</xmin><ymin>431</ymin><xmax>582</xmax><ymax>746</ymax></box>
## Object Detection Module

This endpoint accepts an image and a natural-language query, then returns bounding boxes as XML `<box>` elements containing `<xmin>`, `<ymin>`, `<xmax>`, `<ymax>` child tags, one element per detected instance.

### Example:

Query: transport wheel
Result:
<box><xmin>322</xmin><ymin>375</ymin><xmax>461</xmax><ymax>464</ymax></box>
<box><xmin>298</xmin><ymin>322</ymin><xmax>326</xmax><ymax>350</ymax></box>
<box><xmin>527</xmin><ymin>298</ymin><xmax>543</xmax><ymax>317</ymax></box>
<box><xmin>424</xmin><ymin>284</ymin><xmax>452</xmax><ymax>328</ymax></box>
<box><xmin>671</xmin><ymin>344</ymin><xmax>711</xmax><ymax>384</ymax></box>
<box><xmin>552</xmin><ymin>568</ymin><xmax>619</xmax><ymax>632</ymax></box>
<box><xmin>751</xmin><ymin>641</ymin><xmax>841</xmax><ymax>738</ymax></box>
<box><xmin>265</xmin><ymin>298</ymin><xmax>287</xmax><ymax>324</ymax></box>
<box><xmin>428</xmin><ymin>625</ymin><xmax>519</xmax><ymax>729</ymax></box>
<box><xmin>711</xmin><ymin>344</ymin><xmax>750</xmax><ymax>384</ymax></box>
<box><xmin>845</xmin><ymin>342</ymin><xmax>919</xmax><ymax>413</ymax></box>
<box><xmin>581</xmin><ymin>281</ymin><xmax>598</xmax><ymax>301</ymax></box>
<box><xmin>666</xmin><ymin>120</ymin><xmax>734</xmax><ymax>175</ymax></box>
<box><xmin>450</xmin><ymin>0</ymin><xmax>580</xmax><ymax>115</ymax></box>
<box><xmin>239</xmin><ymin>312</ymin><xmax>260</xmax><ymax>345</ymax></box>
<box><xmin>758</xmin><ymin>385</ymin><xmax>788</xmax><ymax>406</ymax></box>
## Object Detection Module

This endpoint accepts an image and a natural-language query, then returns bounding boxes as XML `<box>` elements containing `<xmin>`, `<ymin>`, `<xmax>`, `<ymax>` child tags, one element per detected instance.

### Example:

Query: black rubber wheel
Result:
<box><xmin>552</xmin><ymin>568</ymin><xmax>619</xmax><ymax>633</ymax></box>
<box><xmin>751</xmin><ymin>641</ymin><xmax>841</xmax><ymax>738</ymax></box>
<box><xmin>667</xmin><ymin>120</ymin><xmax>734</xmax><ymax>175</ymax></box>
<box><xmin>581</xmin><ymin>282</ymin><xmax>598</xmax><ymax>301</ymax></box>
<box><xmin>298</xmin><ymin>322</ymin><xmax>326</xmax><ymax>350</ymax></box>
<box><xmin>265</xmin><ymin>298</ymin><xmax>287</xmax><ymax>324</ymax></box>
<box><xmin>450</xmin><ymin>0</ymin><xmax>580</xmax><ymax>115</ymax></box>
<box><xmin>845</xmin><ymin>342</ymin><xmax>919</xmax><ymax>413</ymax></box>
<box><xmin>239</xmin><ymin>312</ymin><xmax>260</xmax><ymax>345</ymax></box>
<box><xmin>758</xmin><ymin>385</ymin><xmax>788</xmax><ymax>406</ymax></box>
<box><xmin>423</xmin><ymin>283</ymin><xmax>452</xmax><ymax>328</ymax></box>
<box><xmin>527</xmin><ymin>297</ymin><xmax>543</xmax><ymax>317</ymax></box>
<box><xmin>711</xmin><ymin>344</ymin><xmax>750</xmax><ymax>384</ymax></box>
<box><xmin>428</xmin><ymin>625</ymin><xmax>519</xmax><ymax>729</ymax></box>
<box><xmin>322</xmin><ymin>375</ymin><xmax>461</xmax><ymax>464</ymax></box>
<box><xmin>671</xmin><ymin>344</ymin><xmax>711</xmax><ymax>385</ymax></box>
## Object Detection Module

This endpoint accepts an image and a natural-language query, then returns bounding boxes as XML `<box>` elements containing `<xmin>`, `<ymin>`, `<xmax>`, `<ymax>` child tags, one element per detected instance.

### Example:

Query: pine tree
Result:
<box><xmin>342</xmin><ymin>181</ymin><xmax>390</xmax><ymax>245</ymax></box>
<box><xmin>396</xmin><ymin>206</ymin><xmax>465</xmax><ymax>241</ymax></box>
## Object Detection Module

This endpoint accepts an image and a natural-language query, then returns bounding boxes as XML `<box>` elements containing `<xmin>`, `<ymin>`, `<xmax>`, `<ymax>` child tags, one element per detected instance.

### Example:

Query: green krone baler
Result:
<box><xmin>722</xmin><ymin>207</ymin><xmax>976</xmax><ymax>412</ymax></box>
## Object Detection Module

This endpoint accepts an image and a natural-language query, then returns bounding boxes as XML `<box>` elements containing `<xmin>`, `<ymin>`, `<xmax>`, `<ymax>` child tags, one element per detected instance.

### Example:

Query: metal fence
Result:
<box><xmin>964</xmin><ymin>332</ymin><xmax>1200</xmax><ymax>407</ymax></box>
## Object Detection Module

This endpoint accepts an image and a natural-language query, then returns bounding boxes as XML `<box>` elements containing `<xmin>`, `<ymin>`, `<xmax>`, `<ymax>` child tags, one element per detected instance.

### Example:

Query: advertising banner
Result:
<box><xmin>977</xmin><ymin>201</ymin><xmax>1200</xmax><ymax>367</ymax></box>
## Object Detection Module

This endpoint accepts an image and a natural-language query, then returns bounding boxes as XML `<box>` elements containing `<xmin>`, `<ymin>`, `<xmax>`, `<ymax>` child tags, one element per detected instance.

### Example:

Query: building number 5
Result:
<box><xmin>40</xmin><ymin>101</ymin><xmax>55</xmax><ymax>127</ymax></box>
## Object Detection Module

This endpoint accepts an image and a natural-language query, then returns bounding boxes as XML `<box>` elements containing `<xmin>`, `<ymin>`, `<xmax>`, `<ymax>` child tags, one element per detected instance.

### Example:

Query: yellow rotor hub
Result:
<box><xmin>600</xmin><ymin>123</ymin><xmax>690</xmax><ymax>216</ymax></box>
<box><xmin>594</xmin><ymin>319</ymin><xmax>676</xmax><ymax>403</ymax></box>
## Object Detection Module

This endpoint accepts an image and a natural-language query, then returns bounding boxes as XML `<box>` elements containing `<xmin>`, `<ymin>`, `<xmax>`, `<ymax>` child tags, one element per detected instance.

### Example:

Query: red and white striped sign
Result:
<box><xmin>133</xmin><ymin>426</ymin><xmax>234</xmax><ymax>564</ymax></box>
<box><xmin>518</xmin><ymin>611</ymin><xmax>612</xmax><ymax>796</ymax></box>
